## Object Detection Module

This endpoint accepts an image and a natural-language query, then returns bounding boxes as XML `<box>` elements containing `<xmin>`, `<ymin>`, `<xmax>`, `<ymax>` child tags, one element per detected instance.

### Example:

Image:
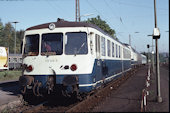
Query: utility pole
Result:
<box><xmin>147</xmin><ymin>34</ymin><xmax>155</xmax><ymax>74</ymax></box>
<box><xmin>75</xmin><ymin>0</ymin><xmax>80</xmax><ymax>22</ymax></box>
<box><xmin>151</xmin><ymin>38</ymin><xmax>155</xmax><ymax>74</ymax></box>
<box><xmin>11</xmin><ymin>21</ymin><xmax>19</xmax><ymax>70</ymax></box>
<box><xmin>153</xmin><ymin>0</ymin><xmax>162</xmax><ymax>103</ymax></box>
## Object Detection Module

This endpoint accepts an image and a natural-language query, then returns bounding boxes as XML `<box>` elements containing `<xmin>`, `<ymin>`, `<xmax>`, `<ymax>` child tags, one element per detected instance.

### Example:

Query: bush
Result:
<box><xmin>0</xmin><ymin>70</ymin><xmax>22</xmax><ymax>82</ymax></box>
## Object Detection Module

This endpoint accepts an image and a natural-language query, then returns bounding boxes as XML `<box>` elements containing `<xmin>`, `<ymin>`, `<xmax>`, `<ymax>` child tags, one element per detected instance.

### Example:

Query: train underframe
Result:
<box><xmin>19</xmin><ymin>75</ymin><xmax>82</xmax><ymax>99</ymax></box>
<box><xmin>19</xmin><ymin>59</ymin><xmax>141</xmax><ymax>100</ymax></box>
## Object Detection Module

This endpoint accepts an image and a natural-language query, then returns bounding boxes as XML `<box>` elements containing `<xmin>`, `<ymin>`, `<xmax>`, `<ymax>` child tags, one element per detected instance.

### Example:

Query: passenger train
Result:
<box><xmin>0</xmin><ymin>47</ymin><xmax>8</xmax><ymax>70</ymax></box>
<box><xmin>19</xmin><ymin>19</ymin><xmax>146</xmax><ymax>97</ymax></box>
<box><xmin>8</xmin><ymin>54</ymin><xmax>22</xmax><ymax>70</ymax></box>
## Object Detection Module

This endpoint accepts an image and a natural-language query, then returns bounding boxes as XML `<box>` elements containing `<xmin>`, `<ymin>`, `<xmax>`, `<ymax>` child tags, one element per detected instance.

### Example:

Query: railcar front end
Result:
<box><xmin>19</xmin><ymin>26</ymin><xmax>96</xmax><ymax>97</ymax></box>
<box><xmin>19</xmin><ymin>20</ymin><xmax>134</xmax><ymax>99</ymax></box>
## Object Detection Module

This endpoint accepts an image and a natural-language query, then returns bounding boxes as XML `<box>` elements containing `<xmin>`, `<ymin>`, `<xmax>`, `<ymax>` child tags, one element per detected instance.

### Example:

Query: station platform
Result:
<box><xmin>146</xmin><ymin>65</ymin><xmax>169</xmax><ymax>112</ymax></box>
<box><xmin>92</xmin><ymin>65</ymin><xmax>169</xmax><ymax>112</ymax></box>
<box><xmin>0</xmin><ymin>80</ymin><xmax>21</xmax><ymax>111</ymax></box>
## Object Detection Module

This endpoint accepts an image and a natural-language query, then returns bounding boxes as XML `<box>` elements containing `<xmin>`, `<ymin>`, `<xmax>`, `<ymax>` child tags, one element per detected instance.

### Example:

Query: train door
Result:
<box><xmin>101</xmin><ymin>36</ymin><xmax>108</xmax><ymax>80</ymax></box>
<box><xmin>95</xmin><ymin>34</ymin><xmax>102</xmax><ymax>84</ymax></box>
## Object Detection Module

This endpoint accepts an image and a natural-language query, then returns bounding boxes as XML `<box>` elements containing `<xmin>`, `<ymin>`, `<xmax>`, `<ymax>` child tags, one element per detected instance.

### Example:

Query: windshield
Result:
<box><xmin>65</xmin><ymin>32</ymin><xmax>88</xmax><ymax>55</ymax></box>
<box><xmin>24</xmin><ymin>34</ymin><xmax>39</xmax><ymax>56</ymax></box>
<box><xmin>41</xmin><ymin>33</ymin><xmax>63</xmax><ymax>56</ymax></box>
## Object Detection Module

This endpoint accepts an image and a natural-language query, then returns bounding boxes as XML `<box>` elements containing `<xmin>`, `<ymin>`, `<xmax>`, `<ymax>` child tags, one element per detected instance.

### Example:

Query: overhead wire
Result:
<box><xmin>103</xmin><ymin>0</ymin><xmax>120</xmax><ymax>19</ymax></box>
<box><xmin>52</xmin><ymin>0</ymin><xmax>73</xmax><ymax>20</ymax></box>
<box><xmin>112</xmin><ymin>0</ymin><xmax>168</xmax><ymax>11</ymax></box>
<box><xmin>45</xmin><ymin>0</ymin><xmax>65</xmax><ymax>18</ymax></box>
<box><xmin>86</xmin><ymin>0</ymin><xmax>139</xmax><ymax>42</ymax></box>
<box><xmin>86</xmin><ymin>0</ymin><xmax>116</xmax><ymax>30</ymax></box>
<box><xmin>103</xmin><ymin>0</ymin><xmax>131</xmax><ymax>40</ymax></box>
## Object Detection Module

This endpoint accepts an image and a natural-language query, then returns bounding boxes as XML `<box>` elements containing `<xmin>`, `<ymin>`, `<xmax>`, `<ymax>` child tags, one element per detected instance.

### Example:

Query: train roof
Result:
<box><xmin>122</xmin><ymin>43</ymin><xmax>130</xmax><ymax>48</ymax></box>
<box><xmin>26</xmin><ymin>18</ymin><xmax>101</xmax><ymax>31</ymax></box>
<box><xmin>141</xmin><ymin>54</ymin><xmax>146</xmax><ymax>57</ymax></box>
<box><xmin>26</xmin><ymin>18</ymin><xmax>122</xmax><ymax>44</ymax></box>
<box><xmin>122</xmin><ymin>43</ymin><xmax>141</xmax><ymax>54</ymax></box>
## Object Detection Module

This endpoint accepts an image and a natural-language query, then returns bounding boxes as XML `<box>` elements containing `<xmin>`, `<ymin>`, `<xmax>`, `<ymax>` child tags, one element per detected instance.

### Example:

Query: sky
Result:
<box><xmin>0</xmin><ymin>0</ymin><xmax>169</xmax><ymax>53</ymax></box>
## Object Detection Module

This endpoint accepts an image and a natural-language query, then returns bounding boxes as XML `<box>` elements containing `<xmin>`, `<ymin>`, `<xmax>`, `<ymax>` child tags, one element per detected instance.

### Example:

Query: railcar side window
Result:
<box><xmin>123</xmin><ymin>48</ymin><xmax>128</xmax><ymax>59</ymax></box>
<box><xmin>24</xmin><ymin>34</ymin><xmax>39</xmax><ymax>56</ymax></box>
<box><xmin>116</xmin><ymin>44</ymin><xmax>118</xmax><ymax>58</ymax></box>
<box><xmin>124</xmin><ymin>49</ymin><xmax>131</xmax><ymax>59</ymax></box>
<box><xmin>101</xmin><ymin>37</ymin><xmax>106</xmax><ymax>56</ymax></box>
<box><xmin>112</xmin><ymin>42</ymin><xmax>114</xmax><ymax>57</ymax></box>
<box><xmin>107</xmin><ymin>40</ymin><xmax>111</xmax><ymax>57</ymax></box>
<box><xmin>95</xmin><ymin>34</ymin><xmax>98</xmax><ymax>53</ymax></box>
<box><xmin>119</xmin><ymin>46</ymin><xmax>121</xmax><ymax>58</ymax></box>
<box><xmin>95</xmin><ymin>34</ymin><xmax>100</xmax><ymax>58</ymax></box>
<box><xmin>95</xmin><ymin>34</ymin><xmax>100</xmax><ymax>53</ymax></box>
<box><xmin>65</xmin><ymin>32</ymin><xmax>88</xmax><ymax>55</ymax></box>
<box><xmin>41</xmin><ymin>33</ymin><xmax>63</xmax><ymax>56</ymax></box>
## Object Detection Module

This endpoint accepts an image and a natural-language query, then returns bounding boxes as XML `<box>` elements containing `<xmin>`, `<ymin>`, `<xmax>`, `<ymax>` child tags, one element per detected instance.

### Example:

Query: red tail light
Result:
<box><xmin>26</xmin><ymin>65</ymin><xmax>33</xmax><ymax>72</ymax></box>
<box><xmin>70</xmin><ymin>64</ymin><xmax>77</xmax><ymax>71</ymax></box>
<box><xmin>4</xmin><ymin>64</ymin><xmax>8</xmax><ymax>67</ymax></box>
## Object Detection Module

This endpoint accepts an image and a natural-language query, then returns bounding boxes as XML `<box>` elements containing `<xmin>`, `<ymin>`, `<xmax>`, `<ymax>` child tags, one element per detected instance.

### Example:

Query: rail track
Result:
<box><xmin>20</xmin><ymin>96</ymin><xmax>79</xmax><ymax>113</ymax></box>
<box><xmin>16</xmin><ymin>66</ymin><xmax>141</xmax><ymax>113</ymax></box>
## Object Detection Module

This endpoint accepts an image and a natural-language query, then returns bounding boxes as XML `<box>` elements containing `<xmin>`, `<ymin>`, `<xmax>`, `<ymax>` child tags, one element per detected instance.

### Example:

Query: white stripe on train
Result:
<box><xmin>79</xmin><ymin>68</ymin><xmax>131</xmax><ymax>87</ymax></box>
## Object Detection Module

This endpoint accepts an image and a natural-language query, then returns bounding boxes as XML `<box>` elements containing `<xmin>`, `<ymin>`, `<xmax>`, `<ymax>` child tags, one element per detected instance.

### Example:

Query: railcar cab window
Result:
<box><xmin>65</xmin><ymin>32</ymin><xmax>88</xmax><ymax>55</ymax></box>
<box><xmin>24</xmin><ymin>34</ymin><xmax>39</xmax><ymax>56</ymax></box>
<box><xmin>41</xmin><ymin>33</ymin><xmax>63</xmax><ymax>56</ymax></box>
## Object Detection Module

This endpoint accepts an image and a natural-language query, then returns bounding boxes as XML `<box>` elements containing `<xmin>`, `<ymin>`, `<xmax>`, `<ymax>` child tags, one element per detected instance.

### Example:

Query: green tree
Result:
<box><xmin>3</xmin><ymin>22</ymin><xmax>15</xmax><ymax>53</ymax></box>
<box><xmin>0</xmin><ymin>19</ymin><xmax>3</xmax><ymax>46</ymax></box>
<box><xmin>16</xmin><ymin>30</ymin><xmax>24</xmax><ymax>53</ymax></box>
<box><xmin>86</xmin><ymin>15</ymin><xmax>117</xmax><ymax>40</ymax></box>
<box><xmin>0</xmin><ymin>19</ymin><xmax>24</xmax><ymax>54</ymax></box>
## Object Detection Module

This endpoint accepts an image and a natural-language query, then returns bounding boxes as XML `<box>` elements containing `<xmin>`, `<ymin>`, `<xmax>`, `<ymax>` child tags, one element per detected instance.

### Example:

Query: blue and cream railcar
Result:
<box><xmin>141</xmin><ymin>54</ymin><xmax>147</xmax><ymax>65</ymax></box>
<box><xmin>125</xmin><ymin>45</ymin><xmax>137</xmax><ymax>67</ymax></box>
<box><xmin>19</xmin><ymin>19</ymin><xmax>132</xmax><ymax>96</ymax></box>
<box><xmin>137</xmin><ymin>52</ymin><xmax>142</xmax><ymax>65</ymax></box>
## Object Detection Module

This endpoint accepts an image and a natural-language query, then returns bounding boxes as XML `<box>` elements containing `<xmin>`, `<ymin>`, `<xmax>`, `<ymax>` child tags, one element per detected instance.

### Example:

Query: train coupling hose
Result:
<box><xmin>19</xmin><ymin>75</ymin><xmax>34</xmax><ymax>94</ymax></box>
<box><xmin>33</xmin><ymin>80</ymin><xmax>42</xmax><ymax>97</ymax></box>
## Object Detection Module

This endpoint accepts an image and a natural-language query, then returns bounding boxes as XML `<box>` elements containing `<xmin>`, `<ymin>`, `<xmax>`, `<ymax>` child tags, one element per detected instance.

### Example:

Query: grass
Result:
<box><xmin>0</xmin><ymin>70</ymin><xmax>22</xmax><ymax>82</ymax></box>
